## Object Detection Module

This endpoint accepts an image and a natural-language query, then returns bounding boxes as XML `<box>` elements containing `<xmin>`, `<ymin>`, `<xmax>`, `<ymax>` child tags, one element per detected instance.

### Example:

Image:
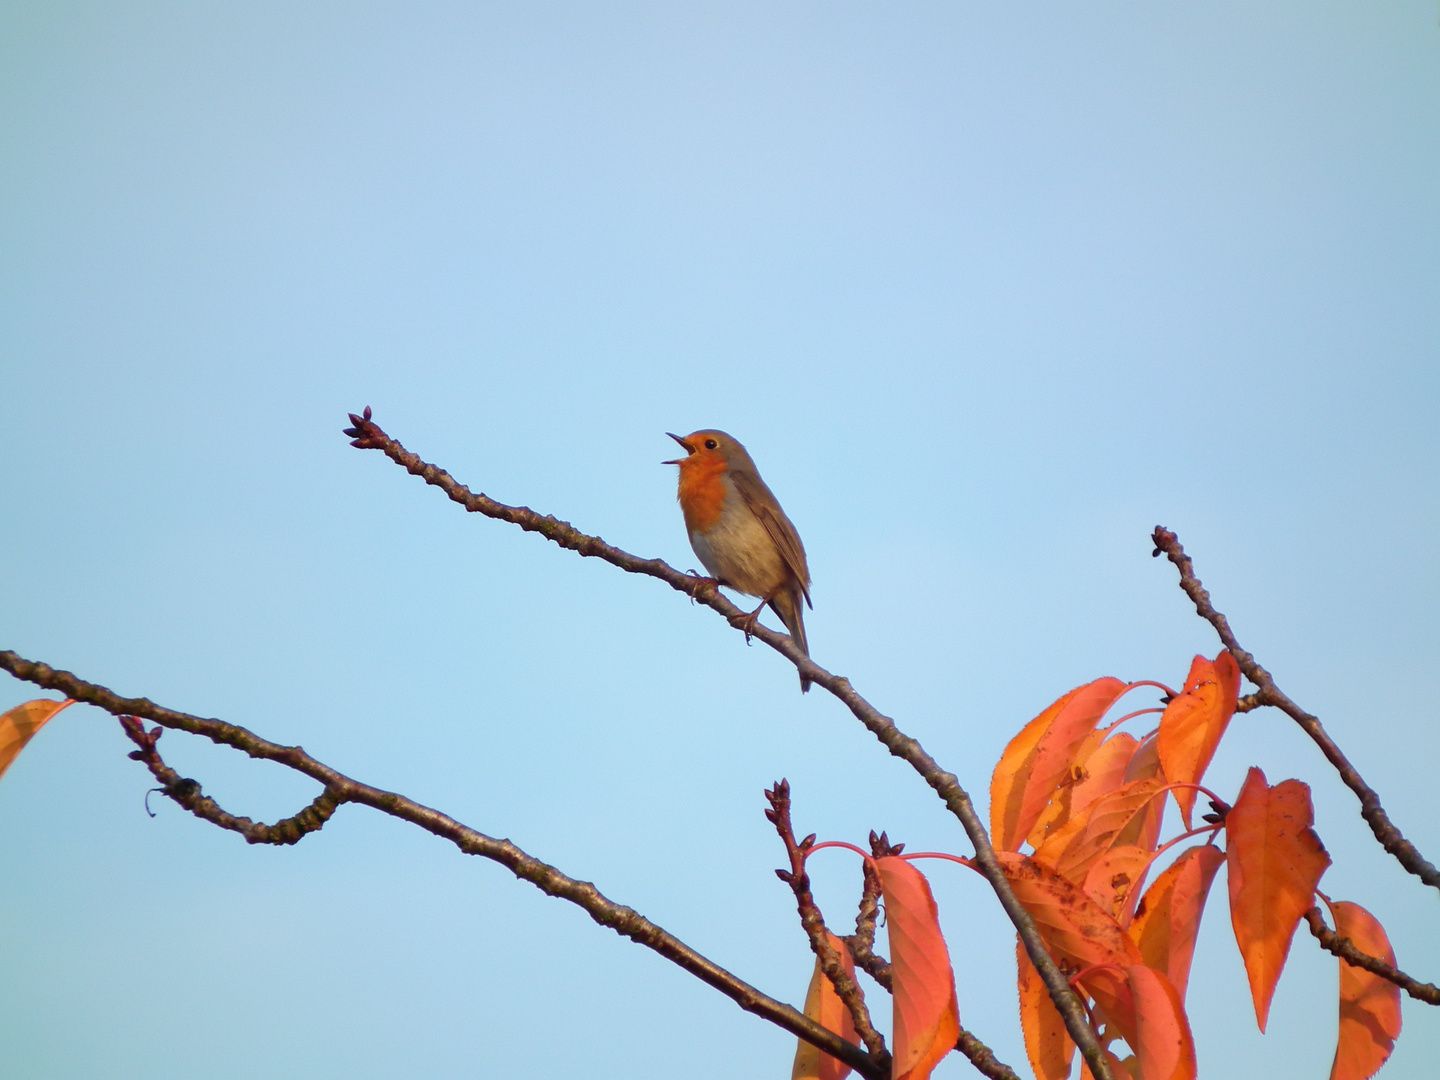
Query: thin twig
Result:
<box><xmin>343</xmin><ymin>408</ymin><xmax>1116</xmax><ymax>1080</ymax></box>
<box><xmin>1304</xmin><ymin>907</ymin><xmax>1440</xmax><ymax>1005</ymax></box>
<box><xmin>119</xmin><ymin>716</ymin><xmax>345</xmax><ymax>843</ymax></box>
<box><xmin>0</xmin><ymin>650</ymin><xmax>881</xmax><ymax>1080</ymax></box>
<box><xmin>842</xmin><ymin>832</ymin><xmax>894</xmax><ymax>988</ymax></box>
<box><xmin>847</xmin><ymin>941</ymin><xmax>893</xmax><ymax>992</ymax></box>
<box><xmin>1151</xmin><ymin>526</ymin><xmax>1440</xmax><ymax>894</ymax></box>
<box><xmin>765</xmin><ymin>781</ymin><xmax>890</xmax><ymax>1068</ymax></box>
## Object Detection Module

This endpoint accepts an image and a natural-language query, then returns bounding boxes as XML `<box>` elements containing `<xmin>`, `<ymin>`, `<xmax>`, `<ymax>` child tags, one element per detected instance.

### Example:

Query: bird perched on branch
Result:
<box><xmin>665</xmin><ymin>430</ymin><xmax>813</xmax><ymax>691</ymax></box>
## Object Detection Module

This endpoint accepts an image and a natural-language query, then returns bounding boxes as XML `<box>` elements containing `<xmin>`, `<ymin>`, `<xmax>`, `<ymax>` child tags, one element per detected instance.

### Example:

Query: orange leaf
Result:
<box><xmin>1157</xmin><ymin>653</ymin><xmax>1240</xmax><ymax>829</ymax></box>
<box><xmin>1121</xmin><ymin>734</ymin><xmax>1167</xmax><ymax>855</ymax></box>
<box><xmin>1129</xmin><ymin>845</ymin><xmax>1225</xmax><ymax>999</ymax></box>
<box><xmin>1328</xmin><ymin>901</ymin><xmax>1402</xmax><ymax>1080</ymax></box>
<box><xmin>994</xmin><ymin>852</ymin><xmax>1143</xmax><ymax>971</ymax></box>
<box><xmin>1027</xmin><ymin>731</ymin><xmax>1141</xmax><ymax>852</ymax></box>
<box><xmin>1081</xmin><ymin>844</ymin><xmax>1154</xmax><ymax>923</ymax></box>
<box><xmin>875</xmin><ymin>857</ymin><xmax>959</xmax><ymax>1080</ymax></box>
<box><xmin>1126</xmin><ymin>966</ymin><xmax>1197</xmax><ymax>1080</ymax></box>
<box><xmin>1071</xmin><ymin>733</ymin><xmax>1142</xmax><ymax>821</ymax></box>
<box><xmin>1075</xmin><ymin>966</ymin><xmax>1136</xmax><ymax>1063</ymax></box>
<box><xmin>0</xmin><ymin>699</ymin><xmax>75</xmax><ymax>783</ymax></box>
<box><xmin>1024</xmin><ymin>724</ymin><xmax>1105</xmax><ymax>850</ymax></box>
<box><xmin>792</xmin><ymin>932</ymin><xmax>861</xmax><ymax>1080</ymax></box>
<box><xmin>1225</xmin><ymin>768</ymin><xmax>1332</xmax><ymax>1031</ymax></box>
<box><xmin>1032</xmin><ymin>812</ymin><xmax>1088</xmax><ymax>872</ymax></box>
<box><xmin>991</xmin><ymin>678</ymin><xmax>1130</xmax><ymax>852</ymax></box>
<box><xmin>1055</xmin><ymin>778</ymin><xmax>1169</xmax><ymax>885</ymax></box>
<box><xmin>1078</xmin><ymin>966</ymin><xmax>1196</xmax><ymax>1080</ymax></box>
<box><xmin>1017</xmin><ymin>939</ymin><xmax>1075</xmax><ymax>1080</ymax></box>
<box><xmin>1026</xmin><ymin>787</ymin><xmax>1077</xmax><ymax>853</ymax></box>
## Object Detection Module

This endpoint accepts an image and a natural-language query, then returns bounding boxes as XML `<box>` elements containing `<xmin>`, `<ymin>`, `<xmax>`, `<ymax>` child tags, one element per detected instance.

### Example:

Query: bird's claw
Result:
<box><xmin>683</xmin><ymin>570</ymin><xmax>719</xmax><ymax>603</ymax></box>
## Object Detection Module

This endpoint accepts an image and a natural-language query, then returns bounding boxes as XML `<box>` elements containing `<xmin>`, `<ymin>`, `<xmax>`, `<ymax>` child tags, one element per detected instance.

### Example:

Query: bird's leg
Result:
<box><xmin>683</xmin><ymin>569</ymin><xmax>720</xmax><ymax>602</ymax></box>
<box><xmin>737</xmin><ymin>592</ymin><xmax>776</xmax><ymax>643</ymax></box>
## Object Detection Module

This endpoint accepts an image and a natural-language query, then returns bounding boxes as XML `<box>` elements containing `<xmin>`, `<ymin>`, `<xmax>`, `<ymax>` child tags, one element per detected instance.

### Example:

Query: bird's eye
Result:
<box><xmin>704</xmin><ymin>439</ymin><xmax>718</xmax><ymax>450</ymax></box>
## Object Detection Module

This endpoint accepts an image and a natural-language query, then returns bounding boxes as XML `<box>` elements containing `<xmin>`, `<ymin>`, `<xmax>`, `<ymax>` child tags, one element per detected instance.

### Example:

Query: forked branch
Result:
<box><xmin>342</xmin><ymin>407</ymin><xmax>1115</xmax><ymax>1080</ymax></box>
<box><xmin>0</xmin><ymin>650</ymin><xmax>880</xmax><ymax>1080</ymax></box>
<box><xmin>766</xmin><ymin>780</ymin><xmax>890</xmax><ymax>1068</ymax></box>
<box><xmin>1151</xmin><ymin>526</ymin><xmax>1440</xmax><ymax>893</ymax></box>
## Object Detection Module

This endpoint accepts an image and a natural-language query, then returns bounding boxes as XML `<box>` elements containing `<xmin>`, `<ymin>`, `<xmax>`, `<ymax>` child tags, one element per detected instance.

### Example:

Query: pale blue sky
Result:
<box><xmin>2</xmin><ymin>3</ymin><xmax>1437</xmax><ymax>1078</ymax></box>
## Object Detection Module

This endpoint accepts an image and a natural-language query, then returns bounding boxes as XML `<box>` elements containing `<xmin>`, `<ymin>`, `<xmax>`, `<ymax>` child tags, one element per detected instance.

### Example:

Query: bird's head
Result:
<box><xmin>664</xmin><ymin>430</ymin><xmax>745</xmax><ymax>470</ymax></box>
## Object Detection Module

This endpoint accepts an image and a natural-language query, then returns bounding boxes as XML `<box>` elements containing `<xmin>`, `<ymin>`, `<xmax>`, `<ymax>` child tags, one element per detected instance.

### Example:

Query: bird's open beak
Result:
<box><xmin>663</xmin><ymin>432</ymin><xmax>693</xmax><ymax>465</ymax></box>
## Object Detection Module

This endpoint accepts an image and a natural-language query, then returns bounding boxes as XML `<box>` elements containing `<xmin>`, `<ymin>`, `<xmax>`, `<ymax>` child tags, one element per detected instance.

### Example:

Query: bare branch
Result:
<box><xmin>1151</xmin><ymin>526</ymin><xmax>1440</xmax><ymax>893</ymax></box>
<box><xmin>953</xmin><ymin>1033</ymin><xmax>1023</xmax><ymax>1080</ymax></box>
<box><xmin>119</xmin><ymin>715</ymin><xmax>345</xmax><ymax>844</ymax></box>
<box><xmin>1305</xmin><ymin>907</ymin><xmax>1440</xmax><ymax>1005</ymax></box>
<box><xmin>843</xmin><ymin>834</ymin><xmax>891</xmax><ymax>988</ymax></box>
<box><xmin>0</xmin><ymin>650</ymin><xmax>881</xmax><ymax>1080</ymax></box>
<box><xmin>343</xmin><ymin>408</ymin><xmax>1117</xmax><ymax>1080</ymax></box>
<box><xmin>765</xmin><ymin>781</ymin><xmax>890</xmax><ymax>1066</ymax></box>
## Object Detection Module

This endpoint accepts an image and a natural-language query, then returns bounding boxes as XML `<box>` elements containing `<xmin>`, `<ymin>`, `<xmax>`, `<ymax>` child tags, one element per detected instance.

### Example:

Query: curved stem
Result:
<box><xmin>1120</xmin><ymin>680</ymin><xmax>1178</xmax><ymax>701</ymax></box>
<box><xmin>898</xmin><ymin>851</ymin><xmax>975</xmax><ymax>868</ymax></box>
<box><xmin>1100</xmin><ymin>707</ymin><xmax>1163</xmax><ymax>733</ymax></box>
<box><xmin>1147</xmin><ymin>823</ymin><xmax>1223</xmax><ymax>865</ymax></box>
<box><xmin>807</xmin><ymin>840</ymin><xmax>873</xmax><ymax>861</ymax></box>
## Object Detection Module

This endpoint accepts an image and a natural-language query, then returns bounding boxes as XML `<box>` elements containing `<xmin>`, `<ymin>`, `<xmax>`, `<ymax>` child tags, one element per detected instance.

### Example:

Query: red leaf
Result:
<box><xmin>1129</xmin><ymin>845</ymin><xmax>1225</xmax><ymax>1000</ymax></box>
<box><xmin>875</xmin><ymin>857</ymin><xmax>959</xmax><ymax>1080</ymax></box>
<box><xmin>1328</xmin><ymin>901</ymin><xmax>1402</xmax><ymax>1080</ymax></box>
<box><xmin>994</xmin><ymin>852</ymin><xmax>1143</xmax><ymax>971</ymax></box>
<box><xmin>1157</xmin><ymin>653</ymin><xmax>1240</xmax><ymax>828</ymax></box>
<box><xmin>792</xmin><ymin>932</ymin><xmax>861</xmax><ymax>1080</ymax></box>
<box><xmin>991</xmin><ymin>678</ymin><xmax>1130</xmax><ymax>852</ymax></box>
<box><xmin>0</xmin><ymin>699</ymin><xmax>75</xmax><ymax>783</ymax></box>
<box><xmin>1017</xmin><ymin>939</ymin><xmax>1075</xmax><ymax>1080</ymax></box>
<box><xmin>1225</xmin><ymin>768</ymin><xmax>1332</xmax><ymax>1031</ymax></box>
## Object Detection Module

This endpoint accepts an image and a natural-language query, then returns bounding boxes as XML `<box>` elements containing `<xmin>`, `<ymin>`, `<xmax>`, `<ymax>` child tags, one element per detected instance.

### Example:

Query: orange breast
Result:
<box><xmin>677</xmin><ymin>458</ymin><xmax>727</xmax><ymax>534</ymax></box>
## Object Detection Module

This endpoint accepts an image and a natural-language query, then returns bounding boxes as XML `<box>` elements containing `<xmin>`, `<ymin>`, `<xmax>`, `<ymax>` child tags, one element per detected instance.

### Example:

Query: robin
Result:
<box><xmin>665</xmin><ymin>430</ymin><xmax>813</xmax><ymax>691</ymax></box>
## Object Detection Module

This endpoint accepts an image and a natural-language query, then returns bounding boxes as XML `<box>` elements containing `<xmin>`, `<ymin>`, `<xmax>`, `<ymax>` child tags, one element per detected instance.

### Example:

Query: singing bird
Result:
<box><xmin>665</xmin><ymin>430</ymin><xmax>813</xmax><ymax>691</ymax></box>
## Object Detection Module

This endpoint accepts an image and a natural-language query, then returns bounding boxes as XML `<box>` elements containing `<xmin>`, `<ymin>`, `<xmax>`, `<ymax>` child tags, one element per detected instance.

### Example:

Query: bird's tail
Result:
<box><xmin>769</xmin><ymin>586</ymin><xmax>811</xmax><ymax>692</ymax></box>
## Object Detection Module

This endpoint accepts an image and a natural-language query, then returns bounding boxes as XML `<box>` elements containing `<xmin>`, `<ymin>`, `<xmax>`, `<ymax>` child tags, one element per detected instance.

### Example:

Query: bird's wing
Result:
<box><xmin>731</xmin><ymin>470</ymin><xmax>812</xmax><ymax>608</ymax></box>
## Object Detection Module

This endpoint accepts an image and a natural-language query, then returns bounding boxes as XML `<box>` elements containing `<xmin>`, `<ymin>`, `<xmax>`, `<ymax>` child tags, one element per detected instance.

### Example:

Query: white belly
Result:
<box><xmin>689</xmin><ymin>509</ymin><xmax>785</xmax><ymax>598</ymax></box>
